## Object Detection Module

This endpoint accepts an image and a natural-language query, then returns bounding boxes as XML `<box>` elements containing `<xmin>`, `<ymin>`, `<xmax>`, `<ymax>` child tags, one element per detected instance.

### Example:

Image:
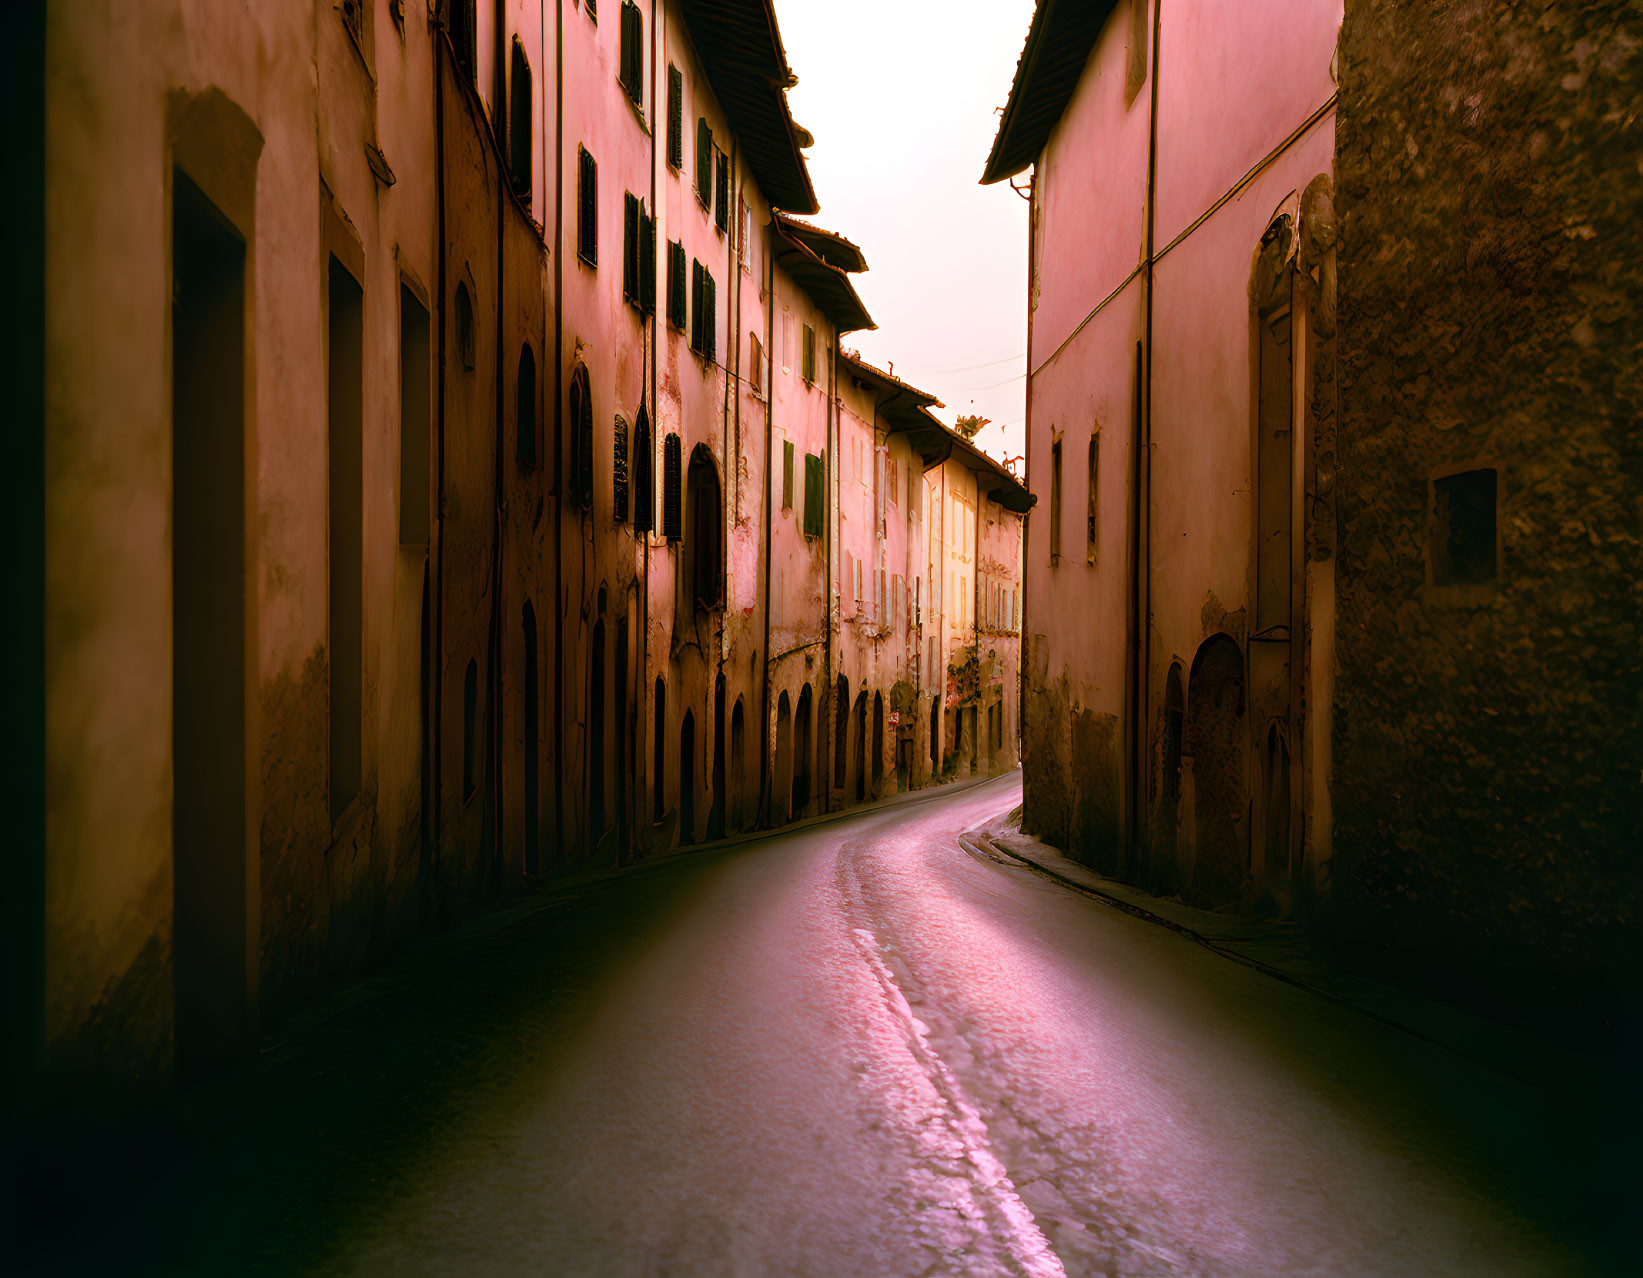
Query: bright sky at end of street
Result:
<box><xmin>774</xmin><ymin>0</ymin><xmax>1037</xmax><ymax>468</ymax></box>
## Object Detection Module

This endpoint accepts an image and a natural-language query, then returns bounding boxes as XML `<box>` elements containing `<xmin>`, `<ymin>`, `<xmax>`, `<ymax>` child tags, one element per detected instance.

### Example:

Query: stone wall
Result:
<box><xmin>1332</xmin><ymin>0</ymin><xmax>1641</xmax><ymax>1019</ymax></box>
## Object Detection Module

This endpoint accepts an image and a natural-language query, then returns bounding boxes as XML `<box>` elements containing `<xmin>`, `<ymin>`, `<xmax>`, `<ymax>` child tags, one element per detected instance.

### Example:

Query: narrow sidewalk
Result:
<box><xmin>962</xmin><ymin>807</ymin><xmax>1610</xmax><ymax>1097</ymax></box>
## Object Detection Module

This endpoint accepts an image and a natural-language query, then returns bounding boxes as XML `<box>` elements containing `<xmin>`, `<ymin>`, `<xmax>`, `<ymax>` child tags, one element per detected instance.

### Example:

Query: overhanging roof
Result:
<box><xmin>678</xmin><ymin>0</ymin><xmax>819</xmax><ymax>213</ymax></box>
<box><xmin>774</xmin><ymin>214</ymin><xmax>868</xmax><ymax>273</ymax></box>
<box><xmin>890</xmin><ymin>407</ymin><xmax>1035</xmax><ymax>514</ymax></box>
<box><xmin>772</xmin><ymin>218</ymin><xmax>874</xmax><ymax>334</ymax></box>
<box><xmin>981</xmin><ymin>0</ymin><xmax>1118</xmax><ymax>185</ymax></box>
<box><xmin>839</xmin><ymin>352</ymin><xmax>940</xmax><ymax>430</ymax></box>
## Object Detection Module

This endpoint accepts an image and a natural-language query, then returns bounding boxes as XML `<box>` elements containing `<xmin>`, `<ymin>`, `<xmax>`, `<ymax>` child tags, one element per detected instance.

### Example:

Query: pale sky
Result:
<box><xmin>774</xmin><ymin>0</ymin><xmax>1037</xmax><ymax>468</ymax></box>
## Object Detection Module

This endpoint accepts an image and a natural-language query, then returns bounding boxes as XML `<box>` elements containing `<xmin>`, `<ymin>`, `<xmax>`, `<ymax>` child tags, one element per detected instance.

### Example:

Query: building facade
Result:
<box><xmin>10</xmin><ymin>0</ymin><xmax>1033</xmax><ymax>1114</ymax></box>
<box><xmin>991</xmin><ymin>0</ymin><xmax>1638</xmax><ymax>1011</ymax></box>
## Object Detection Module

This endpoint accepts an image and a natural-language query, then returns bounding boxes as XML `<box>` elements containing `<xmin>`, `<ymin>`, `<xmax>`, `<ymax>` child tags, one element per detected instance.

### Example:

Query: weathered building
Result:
<box><xmin>990</xmin><ymin>0</ymin><xmax>1639</xmax><ymax>1012</ymax></box>
<box><xmin>10</xmin><ymin>0</ymin><xmax>1033</xmax><ymax>1121</ymax></box>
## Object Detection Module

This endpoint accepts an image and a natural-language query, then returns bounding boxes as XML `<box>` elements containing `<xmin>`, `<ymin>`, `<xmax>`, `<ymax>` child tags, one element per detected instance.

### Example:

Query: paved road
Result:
<box><xmin>30</xmin><ymin>774</ymin><xmax>1624</xmax><ymax>1275</ymax></box>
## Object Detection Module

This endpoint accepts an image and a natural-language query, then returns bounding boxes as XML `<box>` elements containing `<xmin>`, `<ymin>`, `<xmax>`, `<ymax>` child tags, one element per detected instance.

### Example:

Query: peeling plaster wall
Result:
<box><xmin>1331</xmin><ymin>0</ymin><xmax>1642</xmax><ymax>1008</ymax></box>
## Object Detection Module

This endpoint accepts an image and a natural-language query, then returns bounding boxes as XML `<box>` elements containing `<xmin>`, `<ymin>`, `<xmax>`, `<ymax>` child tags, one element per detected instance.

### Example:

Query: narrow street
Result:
<box><xmin>33</xmin><ymin>776</ymin><xmax>1618</xmax><ymax>1276</ymax></box>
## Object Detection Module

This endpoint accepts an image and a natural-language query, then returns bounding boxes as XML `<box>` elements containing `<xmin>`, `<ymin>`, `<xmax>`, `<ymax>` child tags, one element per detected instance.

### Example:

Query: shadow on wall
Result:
<box><xmin>1185</xmin><ymin>634</ymin><xmax>1246</xmax><ymax>904</ymax></box>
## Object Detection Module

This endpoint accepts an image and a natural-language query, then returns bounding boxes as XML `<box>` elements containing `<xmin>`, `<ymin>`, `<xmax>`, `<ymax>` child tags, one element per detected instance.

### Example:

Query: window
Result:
<box><xmin>398</xmin><ymin>285</ymin><xmax>431</xmax><ymax>544</ymax></box>
<box><xmin>577</xmin><ymin>146</ymin><xmax>597</xmax><ymax>265</ymax></box>
<box><xmin>690</xmin><ymin>262</ymin><xmax>716</xmax><ymax>361</ymax></box>
<box><xmin>450</xmin><ymin>0</ymin><xmax>477</xmax><ymax>84</ymax></box>
<box><xmin>855</xmin><ymin>558</ymin><xmax>863</xmax><ymax>601</ymax></box>
<box><xmin>666</xmin><ymin>66</ymin><xmax>683</xmax><ymax>170</ymax></box>
<box><xmin>612</xmin><ymin>414</ymin><xmax>628</xmax><ymax>521</ymax></box>
<box><xmin>1125</xmin><ymin>0</ymin><xmax>1149</xmax><ymax>107</ymax></box>
<box><xmin>641</xmin><ymin>208</ymin><xmax>656</xmax><ymax>314</ymax></box>
<box><xmin>1086</xmin><ymin>433</ymin><xmax>1099</xmax><ymax>564</ymax></box>
<box><xmin>653</xmin><ymin>677</ymin><xmax>666</xmax><ymax>820</ymax></box>
<box><xmin>781</xmin><ymin>439</ymin><xmax>794</xmax><ymax>511</ymax></box>
<box><xmin>586</xmin><ymin>0</ymin><xmax>598</xmax><ymax>22</ymax></box>
<box><xmin>715</xmin><ymin>147</ymin><xmax>730</xmax><ymax>233</ymax></box>
<box><xmin>341</xmin><ymin>0</ymin><xmax>365</xmax><ymax>45</ymax></box>
<box><xmin>695</xmin><ymin>118</ymin><xmax>712</xmax><ymax>207</ymax></box>
<box><xmin>803</xmin><ymin>452</ymin><xmax>824</xmax><ymax>538</ymax></box>
<box><xmin>623</xmin><ymin>193</ymin><xmax>641</xmax><ymax>305</ymax></box>
<box><xmin>1432</xmin><ymin>468</ymin><xmax>1498</xmax><ymax>586</ymax></box>
<box><xmin>801</xmin><ymin>324</ymin><xmax>816</xmax><ymax>384</ymax></box>
<box><xmin>633</xmin><ymin>405</ymin><xmax>654</xmax><ymax>532</ymax></box>
<box><xmin>687</xmin><ymin>445</ymin><xmax>723</xmax><ymax>609</ymax></box>
<box><xmin>662</xmin><ymin>432</ymin><xmax>682</xmax><ymax>540</ymax></box>
<box><xmin>569</xmin><ymin>364</ymin><xmax>593</xmax><ymax>509</ymax></box>
<box><xmin>516</xmin><ymin>343</ymin><xmax>537</xmax><ymax>467</ymax></box>
<box><xmin>1049</xmin><ymin>437</ymin><xmax>1062</xmax><ymax>564</ymax></box>
<box><xmin>618</xmin><ymin>1</ymin><xmax>643</xmax><ymax>105</ymax></box>
<box><xmin>749</xmin><ymin>333</ymin><xmax>765</xmax><ymax>398</ymax></box>
<box><xmin>738</xmin><ymin>197</ymin><xmax>750</xmax><ymax>272</ymax></box>
<box><xmin>510</xmin><ymin>39</ymin><xmax>531</xmax><ymax>200</ymax></box>
<box><xmin>666</xmin><ymin>240</ymin><xmax>686</xmax><ymax>330</ymax></box>
<box><xmin>780</xmin><ymin>311</ymin><xmax>792</xmax><ymax>375</ymax></box>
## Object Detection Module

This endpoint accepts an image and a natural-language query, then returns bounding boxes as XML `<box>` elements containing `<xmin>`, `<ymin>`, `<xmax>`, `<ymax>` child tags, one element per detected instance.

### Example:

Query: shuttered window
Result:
<box><xmin>640</xmin><ymin>211</ymin><xmax>656</xmax><ymax>315</ymax></box>
<box><xmin>803</xmin><ymin>452</ymin><xmax>824</xmax><ymax>538</ymax></box>
<box><xmin>715</xmin><ymin>148</ymin><xmax>729</xmax><ymax>232</ymax></box>
<box><xmin>875</xmin><ymin>446</ymin><xmax>886</xmax><ymax>537</ymax></box>
<box><xmin>702</xmin><ymin>269</ymin><xmax>716</xmax><ymax>360</ymax></box>
<box><xmin>618</xmin><ymin>2</ymin><xmax>643</xmax><ymax>105</ymax></box>
<box><xmin>613</xmin><ymin>414</ymin><xmax>629</xmax><ymax>522</ymax></box>
<box><xmin>666</xmin><ymin>66</ymin><xmax>683</xmax><ymax>170</ymax></box>
<box><xmin>622</xmin><ymin>192</ymin><xmax>640</xmax><ymax>304</ymax></box>
<box><xmin>662</xmin><ymin>433</ymin><xmax>682</xmax><ymax>540</ymax></box>
<box><xmin>690</xmin><ymin>259</ymin><xmax>703</xmax><ymax>352</ymax></box>
<box><xmin>1049</xmin><ymin>437</ymin><xmax>1062</xmax><ymax>563</ymax></box>
<box><xmin>781</xmin><ymin>439</ymin><xmax>794</xmax><ymax>511</ymax></box>
<box><xmin>577</xmin><ymin>146</ymin><xmax>597</xmax><ymax>265</ymax></box>
<box><xmin>801</xmin><ymin>324</ymin><xmax>815</xmax><ymax>384</ymax></box>
<box><xmin>695</xmin><ymin>118</ymin><xmax>712</xmax><ymax>207</ymax></box>
<box><xmin>666</xmin><ymin>240</ymin><xmax>686</xmax><ymax>330</ymax></box>
<box><xmin>569</xmin><ymin>365</ymin><xmax>593</xmax><ymax>509</ymax></box>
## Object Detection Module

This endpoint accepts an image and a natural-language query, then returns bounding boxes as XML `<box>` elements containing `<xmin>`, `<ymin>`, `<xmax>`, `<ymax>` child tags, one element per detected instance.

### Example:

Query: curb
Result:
<box><xmin>959</xmin><ymin>827</ymin><xmax>1548</xmax><ymax>1093</ymax></box>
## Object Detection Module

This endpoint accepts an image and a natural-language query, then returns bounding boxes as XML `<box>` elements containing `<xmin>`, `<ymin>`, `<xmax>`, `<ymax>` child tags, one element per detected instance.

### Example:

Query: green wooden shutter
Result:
<box><xmin>782</xmin><ymin>440</ymin><xmax>794</xmax><ymax>510</ymax></box>
<box><xmin>622</xmin><ymin>192</ymin><xmax>638</xmax><ymax>302</ymax></box>
<box><xmin>715</xmin><ymin>149</ymin><xmax>729</xmax><ymax>232</ymax></box>
<box><xmin>803</xmin><ymin>453</ymin><xmax>824</xmax><ymax>538</ymax></box>
<box><xmin>578</xmin><ymin>148</ymin><xmax>597</xmax><ymax>264</ymax></box>
<box><xmin>690</xmin><ymin>259</ymin><xmax>703</xmax><ymax>352</ymax></box>
<box><xmin>667</xmin><ymin>66</ymin><xmax>683</xmax><ymax>169</ymax></box>
<box><xmin>613</xmin><ymin>414</ymin><xmax>629</xmax><ymax>521</ymax></box>
<box><xmin>703</xmin><ymin>269</ymin><xmax>716</xmax><ymax>361</ymax></box>
<box><xmin>641</xmin><ymin>212</ymin><xmax>656</xmax><ymax>315</ymax></box>
<box><xmin>696</xmin><ymin>119</ymin><xmax>712</xmax><ymax>205</ymax></box>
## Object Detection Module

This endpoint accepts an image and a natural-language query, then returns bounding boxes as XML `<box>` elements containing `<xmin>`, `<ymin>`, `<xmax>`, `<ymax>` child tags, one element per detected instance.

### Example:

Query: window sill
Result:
<box><xmin>577</xmin><ymin>250</ymin><xmax>598</xmax><ymax>271</ymax></box>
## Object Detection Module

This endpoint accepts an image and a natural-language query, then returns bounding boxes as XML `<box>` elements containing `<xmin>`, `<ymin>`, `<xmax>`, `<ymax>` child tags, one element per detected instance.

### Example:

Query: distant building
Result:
<box><xmin>988</xmin><ymin>0</ymin><xmax>1638</xmax><ymax>1012</ymax></box>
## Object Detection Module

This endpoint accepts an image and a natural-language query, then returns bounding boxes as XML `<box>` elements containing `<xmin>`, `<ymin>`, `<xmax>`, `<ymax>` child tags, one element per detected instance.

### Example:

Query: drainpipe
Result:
<box><xmin>638</xmin><ymin>0</ymin><xmax>656</xmax><ymax>864</ymax></box>
<box><xmin>823</xmin><ymin>329</ymin><xmax>836</xmax><ymax>813</ymax></box>
<box><xmin>756</xmin><ymin>223</ymin><xmax>775</xmax><ymax>826</ymax></box>
<box><xmin>722</xmin><ymin>135</ymin><xmax>738</xmax><ymax>794</ymax></box>
<box><xmin>551</xmin><ymin>0</ymin><xmax>565</xmax><ymax>869</ymax></box>
<box><xmin>1022</xmin><ymin>172</ymin><xmax>1036</xmax><ymax>776</ymax></box>
<box><xmin>1134</xmin><ymin>0</ymin><xmax>1163</xmax><ymax>876</ymax></box>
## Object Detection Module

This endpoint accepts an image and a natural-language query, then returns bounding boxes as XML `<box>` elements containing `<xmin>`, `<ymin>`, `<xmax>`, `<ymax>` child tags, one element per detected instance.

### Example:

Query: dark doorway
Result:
<box><xmin>793</xmin><ymin>684</ymin><xmax>812</xmax><ymax>816</ymax></box>
<box><xmin>523</xmin><ymin>602</ymin><xmax>539</xmax><ymax>875</ymax></box>
<box><xmin>709</xmin><ymin>675</ymin><xmax>726</xmax><ymax>839</ymax></box>
<box><xmin>419</xmin><ymin>567</ymin><xmax>435</xmax><ymax>919</ymax></box>
<box><xmin>653</xmin><ymin>677</ymin><xmax>666</xmax><ymax>822</ymax></box>
<box><xmin>1265</xmin><ymin>722</ymin><xmax>1294</xmax><ymax>884</ymax></box>
<box><xmin>680</xmin><ymin>710</ymin><xmax>696</xmax><ymax>843</ymax></box>
<box><xmin>930</xmin><ymin>695</ymin><xmax>941</xmax><ymax>772</ymax></box>
<box><xmin>589</xmin><ymin>618</ymin><xmax>605</xmax><ymax>853</ymax></box>
<box><xmin>854</xmin><ymin>693</ymin><xmax>868</xmax><ymax>802</ymax></box>
<box><xmin>730</xmin><ymin>697</ymin><xmax>746</xmax><ymax>830</ymax></box>
<box><xmin>833</xmin><ymin>675</ymin><xmax>849</xmax><ymax>790</ymax></box>
<box><xmin>614</xmin><ymin>620</ymin><xmax>629</xmax><ymax>862</ymax></box>
<box><xmin>172</xmin><ymin>170</ymin><xmax>249</xmax><ymax>1075</ymax></box>
<box><xmin>872</xmin><ymin>693</ymin><xmax>885</xmax><ymax>794</ymax></box>
<box><xmin>328</xmin><ymin>253</ymin><xmax>364</xmax><ymax>823</ymax></box>
<box><xmin>1187</xmin><ymin>635</ymin><xmax>1246</xmax><ymax>902</ymax></box>
<box><xmin>774</xmin><ymin>692</ymin><xmax>793</xmax><ymax>825</ymax></box>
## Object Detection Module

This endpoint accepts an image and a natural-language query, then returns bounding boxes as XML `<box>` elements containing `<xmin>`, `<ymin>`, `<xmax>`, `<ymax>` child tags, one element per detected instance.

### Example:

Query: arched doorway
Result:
<box><xmin>523</xmin><ymin>601</ymin><xmax>539</xmax><ymax>875</ymax></box>
<box><xmin>794</xmin><ymin>684</ymin><xmax>813</xmax><ymax>816</ymax></box>
<box><xmin>1186</xmin><ymin>636</ymin><xmax>1246</xmax><ymax>902</ymax></box>
<box><xmin>680</xmin><ymin>710</ymin><xmax>696</xmax><ymax>844</ymax></box>
<box><xmin>614</xmin><ymin>619</ymin><xmax>628</xmax><ymax>863</ymax></box>
<box><xmin>653</xmin><ymin>677</ymin><xmax>666</xmax><ymax>822</ymax></box>
<box><xmin>854</xmin><ymin>693</ymin><xmax>868</xmax><ymax>802</ymax></box>
<box><xmin>709</xmin><ymin>675</ymin><xmax>726</xmax><ymax>840</ymax></box>
<box><xmin>730</xmin><ymin>696</ymin><xmax>746</xmax><ymax>830</ymax></box>
<box><xmin>871</xmin><ymin>692</ymin><xmax>885</xmax><ymax>795</ymax></box>
<box><xmin>773</xmin><ymin>691</ymin><xmax>793</xmax><ymax>825</ymax></box>
<box><xmin>833</xmin><ymin>675</ymin><xmax>849</xmax><ymax>791</ymax></box>
<box><xmin>930</xmin><ymin>695</ymin><xmax>941</xmax><ymax>773</ymax></box>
